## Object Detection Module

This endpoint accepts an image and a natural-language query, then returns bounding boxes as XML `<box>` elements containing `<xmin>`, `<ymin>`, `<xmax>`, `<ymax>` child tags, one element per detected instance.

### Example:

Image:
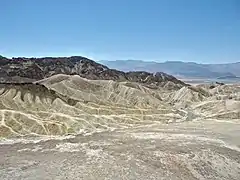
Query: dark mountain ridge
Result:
<box><xmin>0</xmin><ymin>55</ymin><xmax>186</xmax><ymax>88</ymax></box>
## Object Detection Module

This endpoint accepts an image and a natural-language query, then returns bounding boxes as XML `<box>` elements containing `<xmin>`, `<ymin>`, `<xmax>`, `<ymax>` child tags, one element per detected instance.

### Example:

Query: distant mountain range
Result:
<box><xmin>0</xmin><ymin>55</ymin><xmax>186</xmax><ymax>88</ymax></box>
<box><xmin>100</xmin><ymin>60</ymin><xmax>240</xmax><ymax>79</ymax></box>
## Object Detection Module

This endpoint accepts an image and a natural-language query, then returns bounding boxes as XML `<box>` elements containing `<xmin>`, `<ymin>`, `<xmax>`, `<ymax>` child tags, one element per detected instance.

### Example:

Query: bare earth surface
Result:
<box><xmin>0</xmin><ymin>74</ymin><xmax>240</xmax><ymax>179</ymax></box>
<box><xmin>0</xmin><ymin>120</ymin><xmax>240</xmax><ymax>180</ymax></box>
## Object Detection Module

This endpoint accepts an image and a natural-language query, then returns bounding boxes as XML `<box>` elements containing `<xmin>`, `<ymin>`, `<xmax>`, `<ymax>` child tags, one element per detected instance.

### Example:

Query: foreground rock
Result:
<box><xmin>0</xmin><ymin>120</ymin><xmax>239</xmax><ymax>180</ymax></box>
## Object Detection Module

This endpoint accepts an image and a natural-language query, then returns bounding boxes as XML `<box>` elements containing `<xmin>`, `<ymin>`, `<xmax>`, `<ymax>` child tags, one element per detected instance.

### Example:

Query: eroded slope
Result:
<box><xmin>0</xmin><ymin>75</ymin><xmax>187</xmax><ymax>138</ymax></box>
<box><xmin>1</xmin><ymin>74</ymin><xmax>239</xmax><ymax>138</ymax></box>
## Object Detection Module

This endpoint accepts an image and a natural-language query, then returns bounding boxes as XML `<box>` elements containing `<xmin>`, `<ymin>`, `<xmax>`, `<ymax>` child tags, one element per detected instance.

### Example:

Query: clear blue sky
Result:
<box><xmin>1</xmin><ymin>0</ymin><xmax>239</xmax><ymax>63</ymax></box>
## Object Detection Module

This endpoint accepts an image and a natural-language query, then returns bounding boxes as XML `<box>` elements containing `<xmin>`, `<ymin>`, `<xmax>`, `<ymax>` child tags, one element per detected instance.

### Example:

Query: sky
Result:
<box><xmin>1</xmin><ymin>0</ymin><xmax>239</xmax><ymax>63</ymax></box>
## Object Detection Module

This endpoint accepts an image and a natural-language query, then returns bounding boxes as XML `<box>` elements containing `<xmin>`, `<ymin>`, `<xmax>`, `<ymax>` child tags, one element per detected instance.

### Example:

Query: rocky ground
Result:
<box><xmin>0</xmin><ymin>119</ymin><xmax>240</xmax><ymax>180</ymax></box>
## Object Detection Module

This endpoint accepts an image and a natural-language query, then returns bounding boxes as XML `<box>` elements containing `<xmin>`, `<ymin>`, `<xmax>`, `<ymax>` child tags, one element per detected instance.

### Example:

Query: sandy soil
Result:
<box><xmin>0</xmin><ymin>119</ymin><xmax>240</xmax><ymax>180</ymax></box>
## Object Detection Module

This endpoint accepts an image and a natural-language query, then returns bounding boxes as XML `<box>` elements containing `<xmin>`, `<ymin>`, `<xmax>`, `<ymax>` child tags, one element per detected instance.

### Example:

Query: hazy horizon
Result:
<box><xmin>1</xmin><ymin>54</ymin><xmax>239</xmax><ymax>65</ymax></box>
